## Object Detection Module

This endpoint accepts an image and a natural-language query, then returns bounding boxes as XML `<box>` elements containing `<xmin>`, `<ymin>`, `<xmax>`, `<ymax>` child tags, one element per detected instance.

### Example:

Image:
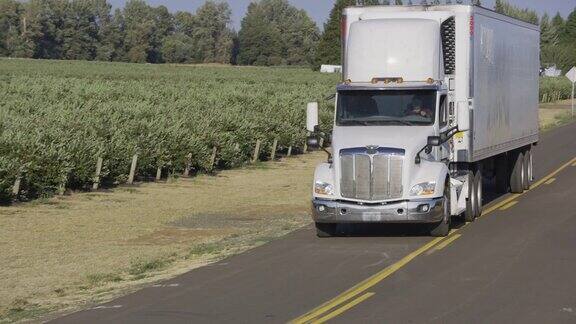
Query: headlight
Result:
<box><xmin>314</xmin><ymin>181</ymin><xmax>334</xmax><ymax>196</ymax></box>
<box><xmin>410</xmin><ymin>182</ymin><xmax>436</xmax><ymax>196</ymax></box>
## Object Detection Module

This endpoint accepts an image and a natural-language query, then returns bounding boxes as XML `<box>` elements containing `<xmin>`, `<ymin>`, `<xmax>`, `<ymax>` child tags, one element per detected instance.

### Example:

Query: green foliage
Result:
<box><xmin>189</xmin><ymin>1</ymin><xmax>233</xmax><ymax>64</ymax></box>
<box><xmin>494</xmin><ymin>0</ymin><xmax>538</xmax><ymax>24</ymax></box>
<box><xmin>0</xmin><ymin>0</ymin><xmax>235</xmax><ymax>65</ymax></box>
<box><xmin>238</xmin><ymin>0</ymin><xmax>319</xmax><ymax>66</ymax></box>
<box><xmin>0</xmin><ymin>59</ymin><xmax>338</xmax><ymax>202</ymax></box>
<box><xmin>540</xmin><ymin>76</ymin><xmax>573</xmax><ymax>103</ymax></box>
<box><xmin>161</xmin><ymin>33</ymin><xmax>194</xmax><ymax>63</ymax></box>
<box><xmin>561</xmin><ymin>9</ymin><xmax>576</xmax><ymax>44</ymax></box>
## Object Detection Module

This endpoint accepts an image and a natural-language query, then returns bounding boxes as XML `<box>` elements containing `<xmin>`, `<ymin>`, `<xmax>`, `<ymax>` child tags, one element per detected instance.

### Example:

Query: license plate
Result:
<box><xmin>362</xmin><ymin>211</ymin><xmax>382</xmax><ymax>221</ymax></box>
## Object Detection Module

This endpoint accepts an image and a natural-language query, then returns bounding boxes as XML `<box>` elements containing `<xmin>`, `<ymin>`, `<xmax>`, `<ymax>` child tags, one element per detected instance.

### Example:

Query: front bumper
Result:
<box><xmin>312</xmin><ymin>197</ymin><xmax>444</xmax><ymax>224</ymax></box>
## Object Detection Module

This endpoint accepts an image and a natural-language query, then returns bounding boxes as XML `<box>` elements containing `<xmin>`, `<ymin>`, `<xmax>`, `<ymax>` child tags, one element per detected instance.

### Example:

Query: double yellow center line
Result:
<box><xmin>292</xmin><ymin>156</ymin><xmax>576</xmax><ymax>324</ymax></box>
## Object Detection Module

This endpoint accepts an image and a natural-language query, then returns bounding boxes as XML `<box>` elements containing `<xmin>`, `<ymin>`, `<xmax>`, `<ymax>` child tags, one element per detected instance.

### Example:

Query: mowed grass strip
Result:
<box><xmin>0</xmin><ymin>151</ymin><xmax>325</xmax><ymax>322</ymax></box>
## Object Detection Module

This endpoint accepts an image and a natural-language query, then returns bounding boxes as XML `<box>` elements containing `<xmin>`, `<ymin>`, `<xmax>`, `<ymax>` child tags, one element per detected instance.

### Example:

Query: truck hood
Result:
<box><xmin>332</xmin><ymin>126</ymin><xmax>435</xmax><ymax>157</ymax></box>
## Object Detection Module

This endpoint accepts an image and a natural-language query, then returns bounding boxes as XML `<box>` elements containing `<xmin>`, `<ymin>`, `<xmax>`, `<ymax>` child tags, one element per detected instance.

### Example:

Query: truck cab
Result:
<box><xmin>307</xmin><ymin>5</ymin><xmax>539</xmax><ymax>237</ymax></box>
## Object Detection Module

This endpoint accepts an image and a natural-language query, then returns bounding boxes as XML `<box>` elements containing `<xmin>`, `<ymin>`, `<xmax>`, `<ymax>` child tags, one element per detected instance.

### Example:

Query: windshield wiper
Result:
<box><xmin>339</xmin><ymin>119</ymin><xmax>370</xmax><ymax>126</ymax></box>
<box><xmin>340</xmin><ymin>117</ymin><xmax>416</xmax><ymax>126</ymax></box>
<box><xmin>378</xmin><ymin>119</ymin><xmax>415</xmax><ymax>126</ymax></box>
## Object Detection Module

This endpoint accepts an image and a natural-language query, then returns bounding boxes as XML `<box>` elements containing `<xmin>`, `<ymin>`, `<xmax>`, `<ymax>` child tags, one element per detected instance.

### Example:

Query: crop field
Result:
<box><xmin>0</xmin><ymin>59</ymin><xmax>569</xmax><ymax>203</ymax></box>
<box><xmin>0</xmin><ymin>59</ymin><xmax>339</xmax><ymax>202</ymax></box>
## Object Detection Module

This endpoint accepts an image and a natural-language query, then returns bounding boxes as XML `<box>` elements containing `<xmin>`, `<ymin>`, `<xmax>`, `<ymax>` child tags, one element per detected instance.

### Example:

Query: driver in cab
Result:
<box><xmin>407</xmin><ymin>98</ymin><xmax>433</xmax><ymax>119</ymax></box>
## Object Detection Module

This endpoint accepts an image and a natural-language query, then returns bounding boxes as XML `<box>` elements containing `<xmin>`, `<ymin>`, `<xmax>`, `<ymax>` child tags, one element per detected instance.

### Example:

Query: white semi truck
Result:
<box><xmin>307</xmin><ymin>4</ymin><xmax>540</xmax><ymax>237</ymax></box>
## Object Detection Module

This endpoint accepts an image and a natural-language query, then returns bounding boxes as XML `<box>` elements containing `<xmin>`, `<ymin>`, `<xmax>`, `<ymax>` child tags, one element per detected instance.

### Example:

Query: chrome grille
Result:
<box><xmin>339</xmin><ymin>147</ymin><xmax>404</xmax><ymax>200</ymax></box>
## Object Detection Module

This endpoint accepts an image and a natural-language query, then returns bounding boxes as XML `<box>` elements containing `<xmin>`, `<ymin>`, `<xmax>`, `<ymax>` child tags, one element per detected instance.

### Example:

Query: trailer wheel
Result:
<box><xmin>430</xmin><ymin>181</ymin><xmax>451</xmax><ymax>237</ymax></box>
<box><xmin>474</xmin><ymin>170</ymin><xmax>483</xmax><ymax>217</ymax></box>
<box><xmin>523</xmin><ymin>149</ymin><xmax>532</xmax><ymax>190</ymax></box>
<box><xmin>315</xmin><ymin>223</ymin><xmax>337</xmax><ymax>238</ymax></box>
<box><xmin>464</xmin><ymin>172</ymin><xmax>477</xmax><ymax>222</ymax></box>
<box><xmin>510</xmin><ymin>151</ymin><xmax>525</xmax><ymax>194</ymax></box>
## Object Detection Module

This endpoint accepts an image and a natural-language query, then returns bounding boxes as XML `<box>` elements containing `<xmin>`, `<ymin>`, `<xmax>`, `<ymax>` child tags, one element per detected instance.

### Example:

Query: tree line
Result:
<box><xmin>0</xmin><ymin>0</ymin><xmax>319</xmax><ymax>65</ymax></box>
<box><xmin>0</xmin><ymin>0</ymin><xmax>575</xmax><ymax>70</ymax></box>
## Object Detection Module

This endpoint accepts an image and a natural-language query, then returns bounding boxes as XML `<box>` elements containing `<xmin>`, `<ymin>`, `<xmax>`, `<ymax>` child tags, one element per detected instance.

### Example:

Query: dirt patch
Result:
<box><xmin>0</xmin><ymin>152</ymin><xmax>325</xmax><ymax>322</ymax></box>
<box><xmin>124</xmin><ymin>227</ymin><xmax>237</xmax><ymax>246</ymax></box>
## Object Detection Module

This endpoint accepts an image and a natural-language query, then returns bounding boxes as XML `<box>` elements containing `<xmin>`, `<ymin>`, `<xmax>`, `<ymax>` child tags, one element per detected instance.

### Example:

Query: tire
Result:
<box><xmin>474</xmin><ymin>170</ymin><xmax>483</xmax><ymax>217</ymax></box>
<box><xmin>510</xmin><ymin>151</ymin><xmax>525</xmax><ymax>194</ymax></box>
<box><xmin>315</xmin><ymin>223</ymin><xmax>337</xmax><ymax>238</ymax></box>
<box><xmin>523</xmin><ymin>149</ymin><xmax>532</xmax><ymax>190</ymax></box>
<box><xmin>431</xmin><ymin>180</ymin><xmax>451</xmax><ymax>237</ymax></box>
<box><xmin>464</xmin><ymin>171</ymin><xmax>477</xmax><ymax>222</ymax></box>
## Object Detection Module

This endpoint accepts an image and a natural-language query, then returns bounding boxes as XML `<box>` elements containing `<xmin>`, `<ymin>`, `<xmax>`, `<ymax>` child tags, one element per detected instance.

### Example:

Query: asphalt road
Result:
<box><xmin>53</xmin><ymin>122</ymin><xmax>576</xmax><ymax>324</ymax></box>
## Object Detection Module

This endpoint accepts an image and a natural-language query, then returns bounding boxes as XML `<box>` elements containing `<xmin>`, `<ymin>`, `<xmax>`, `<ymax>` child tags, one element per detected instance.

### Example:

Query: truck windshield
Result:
<box><xmin>336</xmin><ymin>90</ymin><xmax>436</xmax><ymax>126</ymax></box>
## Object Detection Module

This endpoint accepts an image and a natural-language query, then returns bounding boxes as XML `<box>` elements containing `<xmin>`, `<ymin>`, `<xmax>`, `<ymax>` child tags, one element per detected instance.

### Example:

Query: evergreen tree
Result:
<box><xmin>395</xmin><ymin>0</ymin><xmax>404</xmax><ymax>5</ymax></box>
<box><xmin>237</xmin><ymin>3</ymin><xmax>282</xmax><ymax>65</ymax></box>
<box><xmin>540</xmin><ymin>14</ymin><xmax>559</xmax><ymax>47</ymax></box>
<box><xmin>161</xmin><ymin>32</ymin><xmax>193</xmax><ymax>63</ymax></box>
<box><xmin>238</xmin><ymin>0</ymin><xmax>319</xmax><ymax>66</ymax></box>
<box><xmin>123</xmin><ymin>0</ymin><xmax>154</xmax><ymax>63</ymax></box>
<box><xmin>96</xmin><ymin>7</ymin><xmax>126</xmax><ymax>61</ymax></box>
<box><xmin>561</xmin><ymin>9</ymin><xmax>576</xmax><ymax>44</ymax></box>
<box><xmin>61</xmin><ymin>0</ymin><xmax>101</xmax><ymax>60</ymax></box>
<box><xmin>190</xmin><ymin>1</ymin><xmax>233</xmax><ymax>64</ymax></box>
<box><xmin>551</xmin><ymin>12</ymin><xmax>565</xmax><ymax>32</ymax></box>
<box><xmin>493</xmin><ymin>0</ymin><xmax>538</xmax><ymax>24</ymax></box>
<box><xmin>0</xmin><ymin>0</ymin><xmax>22</xmax><ymax>56</ymax></box>
<box><xmin>314</xmin><ymin>0</ymin><xmax>378</xmax><ymax>67</ymax></box>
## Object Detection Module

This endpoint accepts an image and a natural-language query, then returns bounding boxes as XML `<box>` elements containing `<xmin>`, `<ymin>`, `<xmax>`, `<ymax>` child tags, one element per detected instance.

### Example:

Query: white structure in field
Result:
<box><xmin>543</xmin><ymin>65</ymin><xmax>562</xmax><ymax>77</ymax></box>
<box><xmin>320</xmin><ymin>65</ymin><xmax>342</xmax><ymax>73</ymax></box>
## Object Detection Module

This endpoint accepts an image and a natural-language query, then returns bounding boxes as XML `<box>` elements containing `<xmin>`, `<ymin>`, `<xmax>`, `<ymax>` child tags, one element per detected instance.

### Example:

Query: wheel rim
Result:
<box><xmin>476</xmin><ymin>175</ymin><xmax>483</xmax><ymax>215</ymax></box>
<box><xmin>470</xmin><ymin>174</ymin><xmax>477</xmax><ymax>217</ymax></box>
<box><xmin>444</xmin><ymin>184</ymin><xmax>450</xmax><ymax>225</ymax></box>
<box><xmin>520</xmin><ymin>156</ymin><xmax>525</xmax><ymax>186</ymax></box>
<box><xmin>528</xmin><ymin>153</ymin><xmax>533</xmax><ymax>182</ymax></box>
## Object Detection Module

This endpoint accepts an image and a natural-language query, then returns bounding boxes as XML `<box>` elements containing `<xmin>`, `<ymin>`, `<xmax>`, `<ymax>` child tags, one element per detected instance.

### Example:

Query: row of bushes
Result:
<box><xmin>0</xmin><ymin>59</ymin><xmax>338</xmax><ymax>203</ymax></box>
<box><xmin>540</xmin><ymin>76</ymin><xmax>573</xmax><ymax>103</ymax></box>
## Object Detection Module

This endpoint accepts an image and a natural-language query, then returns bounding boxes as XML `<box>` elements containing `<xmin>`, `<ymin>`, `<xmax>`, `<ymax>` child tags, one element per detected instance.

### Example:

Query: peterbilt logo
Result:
<box><xmin>365</xmin><ymin>145</ymin><xmax>379</xmax><ymax>154</ymax></box>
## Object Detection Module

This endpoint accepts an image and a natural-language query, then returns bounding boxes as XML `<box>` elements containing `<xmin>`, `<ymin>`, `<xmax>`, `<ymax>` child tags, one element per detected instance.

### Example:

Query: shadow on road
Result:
<box><xmin>331</xmin><ymin>178</ymin><xmax>506</xmax><ymax>238</ymax></box>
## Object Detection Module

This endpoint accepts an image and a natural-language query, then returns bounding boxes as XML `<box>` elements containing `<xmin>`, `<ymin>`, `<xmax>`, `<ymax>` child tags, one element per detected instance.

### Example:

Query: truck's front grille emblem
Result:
<box><xmin>340</xmin><ymin>147</ymin><xmax>404</xmax><ymax>201</ymax></box>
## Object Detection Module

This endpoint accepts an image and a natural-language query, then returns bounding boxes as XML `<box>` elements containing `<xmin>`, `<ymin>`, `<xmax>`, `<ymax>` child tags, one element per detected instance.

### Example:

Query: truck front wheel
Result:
<box><xmin>430</xmin><ymin>181</ymin><xmax>451</xmax><ymax>237</ymax></box>
<box><xmin>315</xmin><ymin>223</ymin><xmax>337</xmax><ymax>238</ymax></box>
<box><xmin>464</xmin><ymin>172</ymin><xmax>477</xmax><ymax>222</ymax></box>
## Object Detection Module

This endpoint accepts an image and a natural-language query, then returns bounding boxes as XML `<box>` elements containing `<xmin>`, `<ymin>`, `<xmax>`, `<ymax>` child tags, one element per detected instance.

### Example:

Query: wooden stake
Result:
<box><xmin>92</xmin><ymin>157</ymin><xmax>103</xmax><ymax>190</ymax></box>
<box><xmin>183</xmin><ymin>153</ymin><xmax>192</xmax><ymax>177</ymax></box>
<box><xmin>270</xmin><ymin>139</ymin><xmax>278</xmax><ymax>161</ymax></box>
<box><xmin>319</xmin><ymin>137</ymin><xmax>325</xmax><ymax>148</ymax></box>
<box><xmin>12</xmin><ymin>175</ymin><xmax>21</xmax><ymax>197</ymax></box>
<box><xmin>287</xmin><ymin>146</ymin><xmax>292</xmax><ymax>157</ymax></box>
<box><xmin>209</xmin><ymin>147</ymin><xmax>217</xmax><ymax>170</ymax></box>
<box><xmin>59</xmin><ymin>174</ymin><xmax>68</xmax><ymax>196</ymax></box>
<box><xmin>128</xmin><ymin>154</ymin><xmax>138</xmax><ymax>185</ymax></box>
<box><xmin>303</xmin><ymin>140</ymin><xmax>308</xmax><ymax>154</ymax></box>
<box><xmin>252</xmin><ymin>139</ymin><xmax>261</xmax><ymax>163</ymax></box>
<box><xmin>155</xmin><ymin>165</ymin><xmax>162</xmax><ymax>181</ymax></box>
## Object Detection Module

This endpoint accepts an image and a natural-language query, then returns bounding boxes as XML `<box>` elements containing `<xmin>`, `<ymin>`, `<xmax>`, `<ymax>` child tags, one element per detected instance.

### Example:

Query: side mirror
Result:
<box><xmin>427</xmin><ymin>136</ymin><xmax>442</xmax><ymax>147</ymax></box>
<box><xmin>306</xmin><ymin>102</ymin><xmax>319</xmax><ymax>132</ymax></box>
<box><xmin>456</xmin><ymin>101</ymin><xmax>470</xmax><ymax>131</ymax></box>
<box><xmin>307</xmin><ymin>135</ymin><xmax>319</xmax><ymax>148</ymax></box>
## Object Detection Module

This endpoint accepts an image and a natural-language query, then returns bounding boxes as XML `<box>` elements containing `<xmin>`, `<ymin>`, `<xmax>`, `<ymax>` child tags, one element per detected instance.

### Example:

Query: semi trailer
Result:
<box><xmin>306</xmin><ymin>4</ymin><xmax>540</xmax><ymax>237</ymax></box>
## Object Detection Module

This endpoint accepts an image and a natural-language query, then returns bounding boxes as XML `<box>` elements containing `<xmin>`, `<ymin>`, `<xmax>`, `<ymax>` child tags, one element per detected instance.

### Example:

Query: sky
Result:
<box><xmin>108</xmin><ymin>0</ymin><xmax>576</xmax><ymax>30</ymax></box>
